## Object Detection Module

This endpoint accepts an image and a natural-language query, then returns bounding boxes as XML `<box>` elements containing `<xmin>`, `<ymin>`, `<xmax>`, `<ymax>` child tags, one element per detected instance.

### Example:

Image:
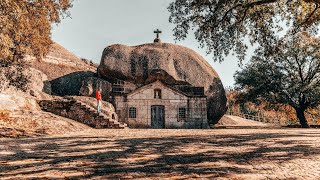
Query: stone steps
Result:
<box><xmin>74</xmin><ymin>100</ymin><xmax>128</xmax><ymax>129</ymax></box>
<box><xmin>39</xmin><ymin>97</ymin><xmax>128</xmax><ymax>129</ymax></box>
<box><xmin>73</xmin><ymin>100</ymin><xmax>128</xmax><ymax>128</ymax></box>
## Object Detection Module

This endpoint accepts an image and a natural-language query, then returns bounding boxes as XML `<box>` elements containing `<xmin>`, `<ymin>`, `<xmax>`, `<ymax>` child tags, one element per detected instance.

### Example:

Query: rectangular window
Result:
<box><xmin>154</xmin><ymin>89</ymin><xmax>162</xmax><ymax>99</ymax></box>
<box><xmin>129</xmin><ymin>107</ymin><xmax>137</xmax><ymax>118</ymax></box>
<box><xmin>114</xmin><ymin>80</ymin><xmax>124</xmax><ymax>86</ymax></box>
<box><xmin>178</xmin><ymin>107</ymin><xmax>186</xmax><ymax>121</ymax></box>
<box><xmin>113</xmin><ymin>87</ymin><xmax>124</xmax><ymax>93</ymax></box>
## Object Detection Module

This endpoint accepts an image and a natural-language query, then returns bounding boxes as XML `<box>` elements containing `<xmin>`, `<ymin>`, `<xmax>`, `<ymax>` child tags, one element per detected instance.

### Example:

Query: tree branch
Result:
<box><xmin>301</xmin><ymin>3</ymin><xmax>320</xmax><ymax>26</ymax></box>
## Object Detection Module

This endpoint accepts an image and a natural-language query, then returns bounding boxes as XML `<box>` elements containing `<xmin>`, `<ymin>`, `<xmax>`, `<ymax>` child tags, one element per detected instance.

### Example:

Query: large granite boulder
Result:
<box><xmin>0</xmin><ymin>66</ymin><xmax>51</xmax><ymax>111</ymax></box>
<box><xmin>0</xmin><ymin>65</ymin><xmax>51</xmax><ymax>98</ymax></box>
<box><xmin>98</xmin><ymin>42</ymin><xmax>227</xmax><ymax>124</ymax></box>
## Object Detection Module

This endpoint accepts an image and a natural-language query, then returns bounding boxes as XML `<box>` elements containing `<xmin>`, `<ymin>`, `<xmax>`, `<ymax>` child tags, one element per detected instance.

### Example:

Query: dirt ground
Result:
<box><xmin>1</xmin><ymin>128</ymin><xmax>320</xmax><ymax>179</ymax></box>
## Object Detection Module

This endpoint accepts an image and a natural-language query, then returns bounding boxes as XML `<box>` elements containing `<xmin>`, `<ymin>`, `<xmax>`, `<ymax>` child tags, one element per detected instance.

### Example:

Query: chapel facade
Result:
<box><xmin>111</xmin><ymin>77</ymin><xmax>208</xmax><ymax>129</ymax></box>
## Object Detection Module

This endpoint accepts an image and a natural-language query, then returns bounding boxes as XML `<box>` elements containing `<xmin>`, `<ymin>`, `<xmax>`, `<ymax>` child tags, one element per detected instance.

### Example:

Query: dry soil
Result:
<box><xmin>1</xmin><ymin>128</ymin><xmax>320</xmax><ymax>179</ymax></box>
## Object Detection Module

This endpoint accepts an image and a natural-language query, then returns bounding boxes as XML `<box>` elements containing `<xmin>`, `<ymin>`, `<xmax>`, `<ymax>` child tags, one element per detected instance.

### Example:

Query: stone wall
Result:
<box><xmin>111</xmin><ymin>79</ymin><xmax>138</xmax><ymax>94</ymax></box>
<box><xmin>115</xmin><ymin>81</ymin><xmax>207</xmax><ymax>128</ymax></box>
<box><xmin>187</xmin><ymin>97</ymin><xmax>208</xmax><ymax>128</ymax></box>
<box><xmin>39</xmin><ymin>97</ymin><xmax>127</xmax><ymax>129</ymax></box>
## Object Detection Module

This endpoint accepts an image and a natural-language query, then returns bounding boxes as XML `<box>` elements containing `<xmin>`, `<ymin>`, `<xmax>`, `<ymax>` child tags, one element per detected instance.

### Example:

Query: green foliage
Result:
<box><xmin>168</xmin><ymin>0</ymin><xmax>320</xmax><ymax>62</ymax></box>
<box><xmin>234</xmin><ymin>32</ymin><xmax>320</xmax><ymax>127</ymax></box>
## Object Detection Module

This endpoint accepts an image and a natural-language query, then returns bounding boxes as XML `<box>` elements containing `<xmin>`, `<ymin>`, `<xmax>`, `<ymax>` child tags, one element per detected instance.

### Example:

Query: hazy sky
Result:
<box><xmin>52</xmin><ymin>0</ymin><xmax>244</xmax><ymax>87</ymax></box>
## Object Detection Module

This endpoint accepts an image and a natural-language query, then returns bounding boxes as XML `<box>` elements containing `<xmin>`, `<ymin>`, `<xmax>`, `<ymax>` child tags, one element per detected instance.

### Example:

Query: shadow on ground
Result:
<box><xmin>0</xmin><ymin>130</ymin><xmax>320</xmax><ymax>179</ymax></box>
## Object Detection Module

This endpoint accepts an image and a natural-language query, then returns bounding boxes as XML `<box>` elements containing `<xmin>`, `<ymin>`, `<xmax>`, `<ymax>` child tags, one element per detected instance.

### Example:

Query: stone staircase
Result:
<box><xmin>39</xmin><ymin>97</ymin><xmax>128</xmax><ymax>129</ymax></box>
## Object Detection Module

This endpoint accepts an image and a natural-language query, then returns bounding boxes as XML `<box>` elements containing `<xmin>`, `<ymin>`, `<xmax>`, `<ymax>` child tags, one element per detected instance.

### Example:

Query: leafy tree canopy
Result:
<box><xmin>168</xmin><ymin>0</ymin><xmax>320</xmax><ymax>62</ymax></box>
<box><xmin>234</xmin><ymin>32</ymin><xmax>320</xmax><ymax>127</ymax></box>
<box><xmin>0</xmin><ymin>0</ymin><xmax>72</xmax><ymax>63</ymax></box>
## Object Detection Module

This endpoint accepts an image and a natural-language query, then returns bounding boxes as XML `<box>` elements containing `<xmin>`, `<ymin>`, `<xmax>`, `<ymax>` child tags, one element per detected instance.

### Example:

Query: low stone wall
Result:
<box><xmin>39</xmin><ymin>97</ymin><xmax>127</xmax><ymax>129</ymax></box>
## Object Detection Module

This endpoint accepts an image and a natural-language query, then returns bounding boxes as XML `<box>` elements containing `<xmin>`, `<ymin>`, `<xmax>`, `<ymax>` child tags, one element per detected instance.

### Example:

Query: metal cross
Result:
<box><xmin>154</xmin><ymin>29</ymin><xmax>162</xmax><ymax>39</ymax></box>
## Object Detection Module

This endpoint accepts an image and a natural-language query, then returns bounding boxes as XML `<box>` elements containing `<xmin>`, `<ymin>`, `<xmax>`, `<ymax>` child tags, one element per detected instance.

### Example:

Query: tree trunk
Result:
<box><xmin>295</xmin><ymin>108</ymin><xmax>310</xmax><ymax>128</ymax></box>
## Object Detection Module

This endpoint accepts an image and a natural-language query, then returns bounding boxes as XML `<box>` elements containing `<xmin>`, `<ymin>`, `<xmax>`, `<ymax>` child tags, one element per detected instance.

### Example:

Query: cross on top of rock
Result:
<box><xmin>154</xmin><ymin>29</ymin><xmax>162</xmax><ymax>38</ymax></box>
<box><xmin>153</xmin><ymin>29</ymin><xmax>162</xmax><ymax>43</ymax></box>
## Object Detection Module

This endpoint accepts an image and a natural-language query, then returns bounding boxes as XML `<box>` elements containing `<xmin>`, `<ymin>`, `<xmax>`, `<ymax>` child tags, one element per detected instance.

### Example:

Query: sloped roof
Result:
<box><xmin>127</xmin><ymin>80</ymin><xmax>206</xmax><ymax>98</ymax></box>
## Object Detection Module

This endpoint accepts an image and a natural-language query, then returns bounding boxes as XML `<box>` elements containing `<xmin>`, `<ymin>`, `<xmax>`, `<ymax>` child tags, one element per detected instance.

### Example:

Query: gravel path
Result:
<box><xmin>1</xmin><ymin>129</ymin><xmax>320</xmax><ymax>179</ymax></box>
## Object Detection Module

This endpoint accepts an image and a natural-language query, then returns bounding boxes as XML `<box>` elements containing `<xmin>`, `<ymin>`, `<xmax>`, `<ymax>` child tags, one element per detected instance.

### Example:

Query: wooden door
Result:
<box><xmin>151</xmin><ymin>105</ymin><xmax>165</xmax><ymax>128</ymax></box>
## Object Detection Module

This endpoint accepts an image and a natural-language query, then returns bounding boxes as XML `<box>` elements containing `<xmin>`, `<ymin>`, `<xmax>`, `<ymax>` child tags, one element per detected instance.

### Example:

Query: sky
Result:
<box><xmin>51</xmin><ymin>0</ymin><xmax>244</xmax><ymax>87</ymax></box>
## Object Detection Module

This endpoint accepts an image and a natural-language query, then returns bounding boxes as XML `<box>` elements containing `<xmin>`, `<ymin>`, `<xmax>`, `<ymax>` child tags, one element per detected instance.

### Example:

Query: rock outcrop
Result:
<box><xmin>43</xmin><ymin>43</ymin><xmax>93</xmax><ymax>69</ymax></box>
<box><xmin>50</xmin><ymin>71</ymin><xmax>95</xmax><ymax>96</ymax></box>
<box><xmin>28</xmin><ymin>42</ymin><xmax>98</xmax><ymax>97</ymax></box>
<box><xmin>30</xmin><ymin>42</ymin><xmax>97</xmax><ymax>81</ymax></box>
<box><xmin>80</xmin><ymin>77</ymin><xmax>112</xmax><ymax>101</ymax></box>
<box><xmin>0</xmin><ymin>94</ymin><xmax>39</xmax><ymax>111</ymax></box>
<box><xmin>0</xmin><ymin>66</ymin><xmax>52</xmax><ymax>111</ymax></box>
<box><xmin>98</xmin><ymin>42</ymin><xmax>227</xmax><ymax>124</ymax></box>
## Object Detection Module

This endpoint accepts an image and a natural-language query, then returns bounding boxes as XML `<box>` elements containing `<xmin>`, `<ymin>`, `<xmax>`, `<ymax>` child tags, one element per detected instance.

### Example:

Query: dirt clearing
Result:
<box><xmin>1</xmin><ymin>129</ymin><xmax>320</xmax><ymax>179</ymax></box>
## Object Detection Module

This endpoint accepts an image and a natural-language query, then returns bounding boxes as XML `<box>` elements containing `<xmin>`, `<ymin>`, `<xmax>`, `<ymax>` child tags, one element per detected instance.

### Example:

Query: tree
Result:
<box><xmin>234</xmin><ymin>32</ymin><xmax>320</xmax><ymax>128</ymax></box>
<box><xmin>168</xmin><ymin>0</ymin><xmax>320</xmax><ymax>62</ymax></box>
<box><xmin>0</xmin><ymin>0</ymin><xmax>72</xmax><ymax>63</ymax></box>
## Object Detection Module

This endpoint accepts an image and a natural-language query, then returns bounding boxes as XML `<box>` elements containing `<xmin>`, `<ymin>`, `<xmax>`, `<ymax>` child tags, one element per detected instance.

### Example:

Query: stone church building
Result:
<box><xmin>113</xmin><ymin>78</ymin><xmax>208</xmax><ymax>129</ymax></box>
<box><xmin>89</xmin><ymin>30</ymin><xmax>227</xmax><ymax>129</ymax></box>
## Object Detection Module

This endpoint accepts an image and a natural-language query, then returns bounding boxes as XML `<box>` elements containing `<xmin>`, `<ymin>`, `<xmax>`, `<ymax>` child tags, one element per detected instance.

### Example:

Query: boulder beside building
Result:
<box><xmin>97</xmin><ymin>41</ymin><xmax>227</xmax><ymax>126</ymax></box>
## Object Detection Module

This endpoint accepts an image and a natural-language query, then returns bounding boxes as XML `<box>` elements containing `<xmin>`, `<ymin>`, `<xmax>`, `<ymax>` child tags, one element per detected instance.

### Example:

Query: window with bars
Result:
<box><xmin>129</xmin><ymin>107</ymin><xmax>137</xmax><ymax>118</ymax></box>
<box><xmin>113</xmin><ymin>80</ymin><xmax>124</xmax><ymax>86</ymax></box>
<box><xmin>178</xmin><ymin>107</ymin><xmax>187</xmax><ymax>121</ymax></box>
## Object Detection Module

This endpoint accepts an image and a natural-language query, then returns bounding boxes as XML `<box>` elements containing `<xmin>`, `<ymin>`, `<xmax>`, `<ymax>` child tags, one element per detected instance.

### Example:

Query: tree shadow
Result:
<box><xmin>0</xmin><ymin>130</ymin><xmax>320</xmax><ymax>179</ymax></box>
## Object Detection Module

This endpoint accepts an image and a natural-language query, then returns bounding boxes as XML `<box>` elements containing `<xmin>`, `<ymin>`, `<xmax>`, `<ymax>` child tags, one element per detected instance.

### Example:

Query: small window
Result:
<box><xmin>154</xmin><ymin>89</ymin><xmax>162</xmax><ymax>99</ymax></box>
<box><xmin>112</xmin><ymin>87</ymin><xmax>124</xmax><ymax>93</ymax></box>
<box><xmin>178</xmin><ymin>107</ymin><xmax>186</xmax><ymax>121</ymax></box>
<box><xmin>129</xmin><ymin>107</ymin><xmax>137</xmax><ymax>118</ymax></box>
<box><xmin>114</xmin><ymin>80</ymin><xmax>124</xmax><ymax>86</ymax></box>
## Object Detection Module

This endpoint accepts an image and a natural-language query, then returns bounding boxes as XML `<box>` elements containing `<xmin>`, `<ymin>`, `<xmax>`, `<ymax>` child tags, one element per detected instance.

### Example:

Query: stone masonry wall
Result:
<box><xmin>39</xmin><ymin>97</ymin><xmax>127</xmax><ymax>129</ymax></box>
<box><xmin>115</xmin><ymin>81</ymin><xmax>207</xmax><ymax>128</ymax></box>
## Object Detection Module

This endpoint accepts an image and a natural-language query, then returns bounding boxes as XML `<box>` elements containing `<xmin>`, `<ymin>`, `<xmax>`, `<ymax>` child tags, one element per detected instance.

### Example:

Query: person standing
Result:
<box><xmin>96</xmin><ymin>89</ymin><xmax>102</xmax><ymax>113</ymax></box>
